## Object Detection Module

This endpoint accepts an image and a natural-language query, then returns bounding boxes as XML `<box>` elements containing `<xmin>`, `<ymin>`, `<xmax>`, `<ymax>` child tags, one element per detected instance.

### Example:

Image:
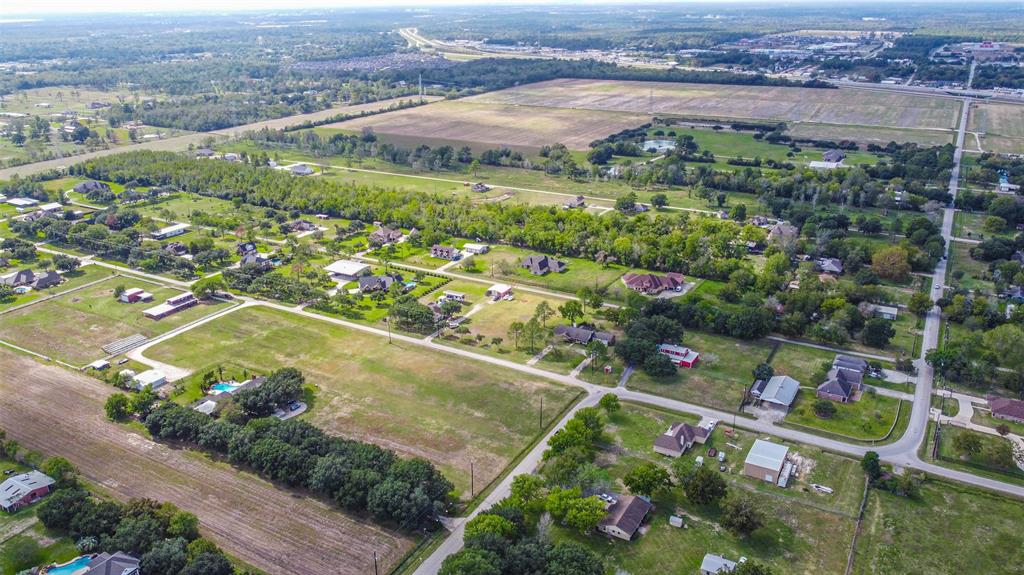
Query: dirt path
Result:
<box><xmin>0</xmin><ymin>349</ymin><xmax>412</xmax><ymax>575</ymax></box>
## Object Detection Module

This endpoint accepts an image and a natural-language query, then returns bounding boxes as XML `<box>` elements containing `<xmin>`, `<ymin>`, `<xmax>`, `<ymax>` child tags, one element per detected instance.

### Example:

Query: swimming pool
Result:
<box><xmin>46</xmin><ymin>556</ymin><xmax>92</xmax><ymax>575</ymax></box>
<box><xmin>211</xmin><ymin>383</ymin><xmax>241</xmax><ymax>393</ymax></box>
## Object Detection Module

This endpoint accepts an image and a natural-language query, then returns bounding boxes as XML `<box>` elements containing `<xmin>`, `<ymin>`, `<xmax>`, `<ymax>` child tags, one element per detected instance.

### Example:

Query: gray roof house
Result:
<box><xmin>359</xmin><ymin>273</ymin><xmax>403</xmax><ymax>293</ymax></box>
<box><xmin>817</xmin><ymin>368</ymin><xmax>863</xmax><ymax>403</ymax></box>
<box><xmin>823</xmin><ymin>149</ymin><xmax>846</xmax><ymax>163</ymax></box>
<box><xmin>0</xmin><ymin>269</ymin><xmax>35</xmax><ymax>287</ymax></box>
<box><xmin>290</xmin><ymin>164</ymin><xmax>315</xmax><ymax>176</ymax></box>
<box><xmin>369</xmin><ymin>227</ymin><xmax>403</xmax><ymax>245</ymax></box>
<box><xmin>700</xmin><ymin>554</ymin><xmax>739</xmax><ymax>574</ymax></box>
<box><xmin>833</xmin><ymin>354</ymin><xmax>868</xmax><ymax>373</ymax></box>
<box><xmin>522</xmin><ymin>254</ymin><xmax>567</xmax><ymax>275</ymax></box>
<box><xmin>750</xmin><ymin>375</ymin><xmax>800</xmax><ymax>409</ymax></box>
<box><xmin>816</xmin><ymin>257</ymin><xmax>843</xmax><ymax>275</ymax></box>
<box><xmin>597</xmin><ymin>495</ymin><xmax>653</xmax><ymax>541</ymax></box>
<box><xmin>31</xmin><ymin>271</ymin><xmax>62</xmax><ymax>290</ymax></box>
<box><xmin>553</xmin><ymin>324</ymin><xmax>615</xmax><ymax>346</ymax></box>
<box><xmin>73</xmin><ymin>180</ymin><xmax>111</xmax><ymax>195</ymax></box>
<box><xmin>83</xmin><ymin>551</ymin><xmax>140</xmax><ymax>575</ymax></box>
<box><xmin>1</xmin><ymin>470</ymin><xmax>56</xmax><ymax>513</ymax></box>
<box><xmin>652</xmin><ymin>422</ymin><xmax>710</xmax><ymax>457</ymax></box>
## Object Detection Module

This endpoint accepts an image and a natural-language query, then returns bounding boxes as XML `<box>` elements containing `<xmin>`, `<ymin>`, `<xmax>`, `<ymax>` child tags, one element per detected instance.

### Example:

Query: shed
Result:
<box><xmin>324</xmin><ymin>260</ymin><xmax>371</xmax><ymax>281</ymax></box>
<box><xmin>743</xmin><ymin>439</ymin><xmax>789</xmax><ymax>483</ymax></box>
<box><xmin>133</xmin><ymin>369</ymin><xmax>167</xmax><ymax>390</ymax></box>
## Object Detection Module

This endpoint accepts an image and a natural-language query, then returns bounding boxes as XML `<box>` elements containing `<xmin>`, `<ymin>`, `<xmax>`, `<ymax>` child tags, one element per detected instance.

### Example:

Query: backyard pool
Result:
<box><xmin>211</xmin><ymin>383</ymin><xmax>241</xmax><ymax>393</ymax></box>
<box><xmin>46</xmin><ymin>556</ymin><xmax>93</xmax><ymax>575</ymax></box>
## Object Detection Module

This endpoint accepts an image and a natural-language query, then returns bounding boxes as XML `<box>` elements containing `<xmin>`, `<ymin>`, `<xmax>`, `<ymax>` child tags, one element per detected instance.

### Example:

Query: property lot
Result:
<box><xmin>465</xmin><ymin>245</ymin><xmax>627</xmax><ymax>294</ymax></box>
<box><xmin>0</xmin><ymin>348</ymin><xmax>412</xmax><ymax>575</ymax></box>
<box><xmin>853</xmin><ymin>480</ymin><xmax>1024</xmax><ymax>574</ymax></box>
<box><xmin>785</xmin><ymin>391</ymin><xmax>904</xmax><ymax>441</ymax></box>
<box><xmin>0</xmin><ymin>274</ymin><xmax>231</xmax><ymax>365</ymax></box>
<box><xmin>552</xmin><ymin>403</ymin><xmax>859</xmax><ymax>574</ymax></box>
<box><xmin>469</xmin><ymin>79</ymin><xmax>961</xmax><ymax>131</ymax></box>
<box><xmin>947</xmin><ymin>240</ymin><xmax>994</xmax><ymax>294</ymax></box>
<box><xmin>0</xmin><ymin>264</ymin><xmax>112</xmax><ymax>313</ymax></box>
<box><xmin>784</xmin><ymin>122</ymin><xmax>954</xmax><ymax>147</ymax></box>
<box><xmin>143</xmin><ymin>305</ymin><xmax>579</xmax><ymax>495</ymax></box>
<box><xmin>968</xmin><ymin>101</ymin><xmax>1024</xmax><ymax>154</ymax></box>
<box><xmin>626</xmin><ymin>331</ymin><xmax>772</xmax><ymax>411</ymax></box>
<box><xmin>654</xmin><ymin>126</ymin><xmax>881</xmax><ymax>165</ymax></box>
<box><xmin>953</xmin><ymin>210</ymin><xmax>1016</xmax><ymax>240</ymax></box>
<box><xmin>324</xmin><ymin>100</ymin><xmax>651</xmax><ymax>151</ymax></box>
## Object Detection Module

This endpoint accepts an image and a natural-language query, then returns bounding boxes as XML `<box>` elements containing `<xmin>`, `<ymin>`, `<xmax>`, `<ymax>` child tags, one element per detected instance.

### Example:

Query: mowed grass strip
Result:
<box><xmin>0</xmin><ymin>348</ymin><xmax>412</xmax><ymax>575</ymax></box>
<box><xmin>144</xmin><ymin>305</ymin><xmax>578</xmax><ymax>495</ymax></box>
<box><xmin>0</xmin><ymin>276</ymin><xmax>231</xmax><ymax>365</ymax></box>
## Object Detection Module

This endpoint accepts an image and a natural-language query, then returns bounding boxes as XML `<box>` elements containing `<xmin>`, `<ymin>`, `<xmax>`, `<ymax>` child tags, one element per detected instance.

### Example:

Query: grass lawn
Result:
<box><xmin>936</xmin><ymin>427</ymin><xmax>1024</xmax><ymax>483</ymax></box>
<box><xmin>651</xmin><ymin>126</ymin><xmax>880</xmax><ymax>166</ymax></box>
<box><xmin>0</xmin><ymin>522</ymin><xmax>78</xmax><ymax>575</ymax></box>
<box><xmin>853</xmin><ymin>480</ymin><xmax>1024</xmax><ymax>574</ymax></box>
<box><xmin>971</xmin><ymin>409</ymin><xmax>1024</xmax><ymax>436</ymax></box>
<box><xmin>931</xmin><ymin>394</ymin><xmax>960</xmax><ymax>418</ymax></box>
<box><xmin>785</xmin><ymin>392</ymin><xmax>904</xmax><ymax>441</ymax></box>
<box><xmin>465</xmin><ymin>246</ymin><xmax>627</xmax><ymax>295</ymax></box>
<box><xmin>953</xmin><ymin>211</ymin><xmax>1015</xmax><ymax>241</ymax></box>
<box><xmin>769</xmin><ymin>343</ymin><xmax>834</xmax><ymax>384</ymax></box>
<box><xmin>143</xmin><ymin>305</ymin><xmax>580</xmax><ymax>498</ymax></box>
<box><xmin>0</xmin><ymin>264</ymin><xmax>113</xmax><ymax>313</ymax></box>
<box><xmin>626</xmin><ymin>331</ymin><xmax>772</xmax><ymax>411</ymax></box>
<box><xmin>947</xmin><ymin>240</ymin><xmax>994</xmax><ymax>294</ymax></box>
<box><xmin>0</xmin><ymin>275</ymin><xmax>232</xmax><ymax>365</ymax></box>
<box><xmin>311</xmin><ymin>266</ymin><xmax>449</xmax><ymax>327</ymax></box>
<box><xmin>548</xmin><ymin>403</ymin><xmax>859</xmax><ymax>574</ymax></box>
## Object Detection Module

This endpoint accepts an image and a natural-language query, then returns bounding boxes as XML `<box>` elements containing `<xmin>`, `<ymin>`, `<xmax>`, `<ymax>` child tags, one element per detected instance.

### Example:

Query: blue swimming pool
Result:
<box><xmin>47</xmin><ymin>556</ymin><xmax>92</xmax><ymax>575</ymax></box>
<box><xmin>211</xmin><ymin>383</ymin><xmax>240</xmax><ymax>393</ymax></box>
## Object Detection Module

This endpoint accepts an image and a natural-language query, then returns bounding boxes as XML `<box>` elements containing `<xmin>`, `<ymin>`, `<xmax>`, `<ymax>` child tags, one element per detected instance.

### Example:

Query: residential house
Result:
<box><xmin>463</xmin><ymin>243</ymin><xmax>490</xmax><ymax>254</ymax></box>
<box><xmin>359</xmin><ymin>273</ymin><xmax>403</xmax><ymax>293</ymax></box>
<box><xmin>431</xmin><ymin>245</ymin><xmax>460</xmax><ymax>261</ymax></box>
<box><xmin>236</xmin><ymin>242</ymin><xmax>258</xmax><ymax>256</ymax></box>
<box><xmin>240</xmin><ymin>251</ymin><xmax>274</xmax><ymax>270</ymax></box>
<box><xmin>817</xmin><ymin>367</ymin><xmax>863</xmax><ymax>403</ymax></box>
<box><xmin>31</xmin><ymin>271</ymin><xmax>62</xmax><ymax>290</ymax></box>
<box><xmin>866</xmin><ymin>303</ymin><xmax>898</xmax><ymax>320</ymax></box>
<box><xmin>563</xmin><ymin>195</ymin><xmax>586</xmax><ymax>209</ymax></box>
<box><xmin>143</xmin><ymin>292</ymin><xmax>198</xmax><ymax>319</ymax></box>
<box><xmin>0</xmin><ymin>269</ymin><xmax>34</xmax><ymax>287</ymax></box>
<box><xmin>833</xmin><ymin>354</ymin><xmax>869</xmax><ymax>373</ymax></box>
<box><xmin>486</xmin><ymin>283</ymin><xmax>513</xmax><ymax>301</ymax></box>
<box><xmin>440</xmin><ymin>290</ymin><xmax>467</xmax><ymax>303</ymax></box>
<box><xmin>37</xmin><ymin>202</ymin><xmax>64</xmax><ymax>215</ymax></box>
<box><xmin>194</xmin><ymin>148</ymin><xmax>215</xmax><ymax>158</ymax></box>
<box><xmin>163</xmin><ymin>242</ymin><xmax>188</xmax><ymax>257</ymax></box>
<box><xmin>597</xmin><ymin>495</ymin><xmax>653</xmax><ymax>541</ymax></box>
<box><xmin>0</xmin><ymin>471</ymin><xmax>56</xmax><ymax>513</ymax></box>
<box><xmin>620</xmin><ymin>272</ymin><xmax>685</xmax><ymax>295</ymax></box>
<box><xmin>815</xmin><ymin>257</ymin><xmax>843</xmax><ymax>275</ymax></box>
<box><xmin>749</xmin><ymin>375</ymin><xmax>800</xmax><ymax>411</ymax></box>
<box><xmin>553</xmin><ymin>325</ymin><xmax>616</xmax><ymax>346</ymax></box>
<box><xmin>6</xmin><ymin>197</ymin><xmax>38</xmax><ymax>209</ymax></box>
<box><xmin>73</xmin><ymin>180</ymin><xmax>110</xmax><ymax>195</ymax></box>
<box><xmin>288</xmin><ymin>220</ymin><xmax>317</xmax><ymax>233</ymax></box>
<box><xmin>521</xmin><ymin>254</ymin><xmax>567</xmax><ymax>275</ymax></box>
<box><xmin>743</xmin><ymin>439</ymin><xmax>789</xmax><ymax>483</ymax></box>
<box><xmin>82</xmin><ymin>551</ymin><xmax>140</xmax><ymax>575</ymax></box>
<box><xmin>657</xmin><ymin>344</ymin><xmax>700</xmax><ymax>368</ymax></box>
<box><xmin>324</xmin><ymin>260</ymin><xmax>370</xmax><ymax>281</ymax></box>
<box><xmin>222</xmin><ymin>152</ymin><xmax>241</xmax><ymax>162</ymax></box>
<box><xmin>823</xmin><ymin>149</ymin><xmax>846</xmax><ymax>163</ymax></box>
<box><xmin>151</xmin><ymin>223</ymin><xmax>190</xmax><ymax>240</ymax></box>
<box><xmin>290</xmin><ymin>164</ymin><xmax>315</xmax><ymax>176</ymax></box>
<box><xmin>193</xmin><ymin>377</ymin><xmax>266</xmax><ymax>415</ymax></box>
<box><xmin>988</xmin><ymin>395</ymin><xmax>1024</xmax><ymax>424</ymax></box>
<box><xmin>369</xmin><ymin>227</ymin><xmax>403</xmax><ymax>246</ymax></box>
<box><xmin>767</xmin><ymin>222</ymin><xmax>798</xmax><ymax>243</ymax></box>
<box><xmin>119</xmin><ymin>288</ymin><xmax>154</xmax><ymax>303</ymax></box>
<box><xmin>652</xmin><ymin>422</ymin><xmax>709</xmax><ymax>457</ymax></box>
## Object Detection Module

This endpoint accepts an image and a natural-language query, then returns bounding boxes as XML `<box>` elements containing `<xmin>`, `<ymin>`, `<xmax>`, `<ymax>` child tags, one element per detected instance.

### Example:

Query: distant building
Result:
<box><xmin>750</xmin><ymin>375</ymin><xmax>800</xmax><ymax>410</ymax></box>
<box><xmin>290</xmin><ymin>164</ymin><xmax>315</xmax><ymax>176</ymax></box>
<box><xmin>700</xmin><ymin>554</ymin><xmax>739</xmax><ymax>574</ymax></box>
<box><xmin>324</xmin><ymin>260</ymin><xmax>370</xmax><ymax>281</ymax></box>
<box><xmin>6</xmin><ymin>197</ymin><xmax>38</xmax><ymax>208</ymax></box>
<box><xmin>359</xmin><ymin>273</ymin><xmax>403</xmax><ymax>293</ymax></box>
<box><xmin>132</xmin><ymin>369</ymin><xmax>167</xmax><ymax>390</ymax></box>
<box><xmin>236</xmin><ymin>242</ymin><xmax>258</xmax><ymax>256</ymax></box>
<box><xmin>822</xmin><ymin>149</ymin><xmax>846</xmax><ymax>163</ymax></box>
<box><xmin>743</xmin><ymin>439</ymin><xmax>789</xmax><ymax>483</ymax></box>
<box><xmin>73</xmin><ymin>180</ymin><xmax>111</xmax><ymax>195</ymax></box>
<box><xmin>767</xmin><ymin>222</ymin><xmax>798</xmax><ymax>243</ymax></box>
<box><xmin>120</xmin><ymin>287</ymin><xmax>154</xmax><ymax>303</ymax></box>
<box><xmin>470</xmin><ymin>183</ymin><xmax>491</xmax><ymax>193</ymax></box>
<box><xmin>817</xmin><ymin>368</ymin><xmax>862</xmax><ymax>403</ymax></box>
<box><xmin>195</xmin><ymin>148</ymin><xmax>215</xmax><ymax>158</ymax></box>
<box><xmin>486</xmin><ymin>283</ymin><xmax>513</xmax><ymax>300</ymax></box>
<box><xmin>430</xmin><ymin>245</ymin><xmax>460</xmax><ymax>261</ymax></box>
<box><xmin>652</xmin><ymin>422</ymin><xmax>709</xmax><ymax>457</ymax></box>
<box><xmin>0</xmin><ymin>269</ymin><xmax>35</xmax><ymax>287</ymax></box>
<box><xmin>151</xmin><ymin>223</ymin><xmax>190</xmax><ymax>240</ymax></box>
<box><xmin>521</xmin><ymin>254</ymin><xmax>566</xmax><ymax>275</ymax></box>
<box><xmin>368</xmin><ymin>227</ymin><xmax>403</xmax><ymax>246</ymax></box>
<box><xmin>163</xmin><ymin>242</ymin><xmax>188</xmax><ymax>257</ymax></box>
<box><xmin>30</xmin><ymin>271</ymin><xmax>62</xmax><ymax>290</ymax></box>
<box><xmin>657</xmin><ymin>344</ymin><xmax>700</xmax><ymax>368</ymax></box>
<box><xmin>463</xmin><ymin>243</ymin><xmax>490</xmax><ymax>254</ymax></box>
<box><xmin>143</xmin><ymin>292</ymin><xmax>198</xmax><ymax>319</ymax></box>
<box><xmin>552</xmin><ymin>325</ymin><xmax>615</xmax><ymax>346</ymax></box>
<box><xmin>597</xmin><ymin>495</ymin><xmax>653</xmax><ymax>541</ymax></box>
<box><xmin>563</xmin><ymin>195</ymin><xmax>586</xmax><ymax>209</ymax></box>
<box><xmin>815</xmin><ymin>257</ymin><xmax>843</xmax><ymax>275</ymax></box>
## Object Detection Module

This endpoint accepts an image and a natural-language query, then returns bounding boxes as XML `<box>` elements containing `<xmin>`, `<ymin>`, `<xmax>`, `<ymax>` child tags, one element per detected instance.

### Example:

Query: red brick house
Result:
<box><xmin>621</xmin><ymin>272</ymin><xmax>685</xmax><ymax>295</ymax></box>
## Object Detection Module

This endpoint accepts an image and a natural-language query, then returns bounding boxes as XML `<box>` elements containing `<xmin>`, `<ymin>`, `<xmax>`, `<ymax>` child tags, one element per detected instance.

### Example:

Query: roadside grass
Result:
<box><xmin>547</xmin><ymin>403</ymin><xmax>858</xmax><ymax>575</ymax></box>
<box><xmin>785</xmin><ymin>391</ymin><xmax>903</xmax><ymax>441</ymax></box>
<box><xmin>931</xmin><ymin>394</ymin><xmax>960</xmax><ymax>418</ymax></box>
<box><xmin>143</xmin><ymin>305</ymin><xmax>579</xmax><ymax>497</ymax></box>
<box><xmin>0</xmin><ymin>274</ymin><xmax>231</xmax><ymax>365</ymax></box>
<box><xmin>971</xmin><ymin>410</ymin><xmax>1024</xmax><ymax>436</ymax></box>
<box><xmin>465</xmin><ymin>245</ymin><xmax>627</xmax><ymax>295</ymax></box>
<box><xmin>852</xmin><ymin>479</ymin><xmax>1024</xmax><ymax>574</ymax></box>
<box><xmin>937</xmin><ymin>427</ymin><xmax>1024</xmax><ymax>483</ymax></box>
<box><xmin>626</xmin><ymin>331</ymin><xmax>772</xmax><ymax>411</ymax></box>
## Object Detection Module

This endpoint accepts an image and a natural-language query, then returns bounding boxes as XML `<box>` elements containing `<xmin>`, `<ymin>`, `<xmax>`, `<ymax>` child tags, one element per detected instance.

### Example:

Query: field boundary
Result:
<box><xmin>844</xmin><ymin>476</ymin><xmax>872</xmax><ymax>575</ymax></box>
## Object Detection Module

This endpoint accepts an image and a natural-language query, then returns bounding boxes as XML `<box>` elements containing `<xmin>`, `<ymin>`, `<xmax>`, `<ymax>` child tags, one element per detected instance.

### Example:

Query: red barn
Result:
<box><xmin>657</xmin><ymin>344</ymin><xmax>700</xmax><ymax>368</ymax></box>
<box><xmin>1</xmin><ymin>471</ymin><xmax>56</xmax><ymax>513</ymax></box>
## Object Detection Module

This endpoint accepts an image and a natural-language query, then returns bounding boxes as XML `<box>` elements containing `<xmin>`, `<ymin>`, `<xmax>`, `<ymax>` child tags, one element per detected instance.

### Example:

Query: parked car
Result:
<box><xmin>718</xmin><ymin>451</ymin><xmax>726</xmax><ymax>462</ymax></box>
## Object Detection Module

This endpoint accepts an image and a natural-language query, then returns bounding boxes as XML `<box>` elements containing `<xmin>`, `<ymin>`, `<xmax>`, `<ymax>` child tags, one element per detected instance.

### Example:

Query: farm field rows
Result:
<box><xmin>0</xmin><ymin>347</ymin><xmax>413</xmax><ymax>575</ymax></box>
<box><xmin>467</xmin><ymin>79</ymin><xmax>962</xmax><ymax>131</ymax></box>
<box><xmin>325</xmin><ymin>100</ymin><xmax>651</xmax><ymax>151</ymax></box>
<box><xmin>143</xmin><ymin>305</ymin><xmax>579</xmax><ymax>495</ymax></box>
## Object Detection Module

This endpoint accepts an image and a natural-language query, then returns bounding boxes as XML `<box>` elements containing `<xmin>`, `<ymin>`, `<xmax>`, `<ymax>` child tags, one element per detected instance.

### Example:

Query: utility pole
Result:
<box><xmin>539</xmin><ymin>397</ymin><xmax>543</xmax><ymax>430</ymax></box>
<box><xmin>470</xmin><ymin>461</ymin><xmax>475</xmax><ymax>498</ymax></box>
<box><xmin>385</xmin><ymin>316</ymin><xmax>392</xmax><ymax>344</ymax></box>
<box><xmin>418</xmin><ymin>73</ymin><xmax>423</xmax><ymax>103</ymax></box>
<box><xmin>373</xmin><ymin>552</ymin><xmax>379</xmax><ymax>575</ymax></box>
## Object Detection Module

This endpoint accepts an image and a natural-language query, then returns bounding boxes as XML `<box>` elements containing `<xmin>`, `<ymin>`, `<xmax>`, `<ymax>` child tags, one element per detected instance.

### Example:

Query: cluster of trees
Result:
<box><xmin>860</xmin><ymin>451</ymin><xmax>921</xmax><ymax>498</ymax></box>
<box><xmin>971</xmin><ymin>65</ymin><xmax>1024</xmax><ymax>90</ymax></box>
<box><xmin>223</xmin><ymin>263</ymin><xmax>324</xmax><ymax>304</ymax></box>
<box><xmin>129</xmin><ymin>383</ymin><xmax>450</xmax><ymax>529</ymax></box>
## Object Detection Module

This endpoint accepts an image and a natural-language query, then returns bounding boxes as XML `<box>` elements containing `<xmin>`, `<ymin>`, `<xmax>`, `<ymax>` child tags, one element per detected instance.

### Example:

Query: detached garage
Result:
<box><xmin>743</xmin><ymin>439</ymin><xmax>789</xmax><ymax>484</ymax></box>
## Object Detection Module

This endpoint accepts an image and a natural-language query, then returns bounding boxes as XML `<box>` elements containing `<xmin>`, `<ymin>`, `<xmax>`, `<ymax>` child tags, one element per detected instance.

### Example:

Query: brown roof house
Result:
<box><xmin>597</xmin><ymin>495</ymin><xmax>653</xmax><ymax>541</ymax></box>
<box><xmin>816</xmin><ymin>368</ymin><xmax>862</xmax><ymax>403</ymax></box>
<box><xmin>988</xmin><ymin>395</ymin><xmax>1024</xmax><ymax>424</ymax></box>
<box><xmin>431</xmin><ymin>245</ymin><xmax>460</xmax><ymax>261</ymax></box>
<box><xmin>621</xmin><ymin>272</ymin><xmax>685</xmax><ymax>295</ymax></box>
<box><xmin>652</xmin><ymin>422</ymin><xmax>709</xmax><ymax>458</ymax></box>
<box><xmin>522</xmin><ymin>254</ymin><xmax>566</xmax><ymax>275</ymax></box>
<box><xmin>767</xmin><ymin>222</ymin><xmax>798</xmax><ymax>244</ymax></box>
<box><xmin>369</xmin><ymin>227</ymin><xmax>403</xmax><ymax>246</ymax></box>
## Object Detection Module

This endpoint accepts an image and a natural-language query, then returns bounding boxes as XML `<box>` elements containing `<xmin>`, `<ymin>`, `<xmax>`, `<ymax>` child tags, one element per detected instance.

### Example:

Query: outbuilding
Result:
<box><xmin>1</xmin><ymin>471</ymin><xmax>56</xmax><ymax>513</ymax></box>
<box><xmin>324</xmin><ymin>260</ymin><xmax>371</xmax><ymax>281</ymax></box>
<box><xmin>743</xmin><ymin>439</ymin><xmax>789</xmax><ymax>483</ymax></box>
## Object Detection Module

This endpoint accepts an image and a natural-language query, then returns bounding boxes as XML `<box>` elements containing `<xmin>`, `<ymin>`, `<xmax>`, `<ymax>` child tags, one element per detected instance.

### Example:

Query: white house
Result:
<box><xmin>463</xmin><ymin>243</ymin><xmax>490</xmax><ymax>254</ymax></box>
<box><xmin>132</xmin><ymin>369</ymin><xmax>167</xmax><ymax>390</ymax></box>
<box><xmin>324</xmin><ymin>260</ymin><xmax>370</xmax><ymax>281</ymax></box>
<box><xmin>151</xmin><ymin>223</ymin><xmax>190</xmax><ymax>240</ymax></box>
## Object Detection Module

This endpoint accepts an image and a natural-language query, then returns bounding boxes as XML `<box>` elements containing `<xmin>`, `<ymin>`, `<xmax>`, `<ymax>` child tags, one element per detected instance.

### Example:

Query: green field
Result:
<box><xmin>653</xmin><ymin>126</ymin><xmax>881</xmax><ymax>165</ymax></box>
<box><xmin>626</xmin><ymin>331</ymin><xmax>772</xmax><ymax>411</ymax></box>
<box><xmin>769</xmin><ymin>343</ymin><xmax>835</xmax><ymax>384</ymax></box>
<box><xmin>465</xmin><ymin>245</ymin><xmax>627</xmax><ymax>295</ymax></box>
<box><xmin>952</xmin><ymin>210</ymin><xmax>1016</xmax><ymax>241</ymax></box>
<box><xmin>853</xmin><ymin>480</ymin><xmax>1024</xmax><ymax>574</ymax></box>
<box><xmin>143</xmin><ymin>305</ymin><xmax>580</xmax><ymax>496</ymax></box>
<box><xmin>785</xmin><ymin>391</ymin><xmax>904</xmax><ymax>441</ymax></box>
<box><xmin>947</xmin><ymin>240</ymin><xmax>994</xmax><ymax>294</ymax></box>
<box><xmin>0</xmin><ymin>273</ymin><xmax>232</xmax><ymax>365</ymax></box>
<box><xmin>0</xmin><ymin>264</ymin><xmax>112</xmax><ymax>313</ymax></box>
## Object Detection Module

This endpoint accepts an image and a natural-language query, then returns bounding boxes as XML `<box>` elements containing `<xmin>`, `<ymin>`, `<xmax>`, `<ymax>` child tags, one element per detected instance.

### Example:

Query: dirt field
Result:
<box><xmin>968</xmin><ymin>101</ymin><xmax>1024</xmax><ymax>154</ymax></box>
<box><xmin>325</xmin><ymin>100</ymin><xmax>650</xmax><ymax>150</ymax></box>
<box><xmin>0</xmin><ymin>349</ymin><xmax>413</xmax><ymax>575</ymax></box>
<box><xmin>467</xmin><ymin>79</ymin><xmax>962</xmax><ymax>131</ymax></box>
<box><xmin>785</xmin><ymin>122</ymin><xmax>954</xmax><ymax>147</ymax></box>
